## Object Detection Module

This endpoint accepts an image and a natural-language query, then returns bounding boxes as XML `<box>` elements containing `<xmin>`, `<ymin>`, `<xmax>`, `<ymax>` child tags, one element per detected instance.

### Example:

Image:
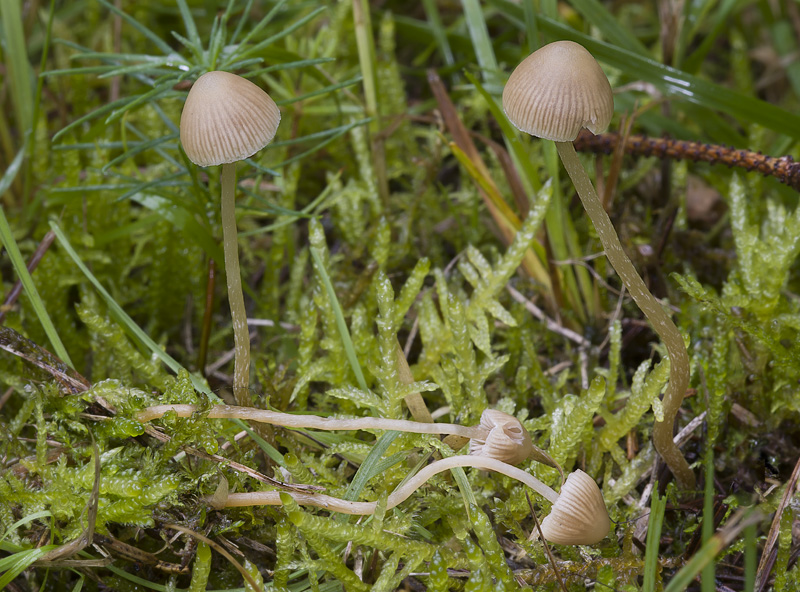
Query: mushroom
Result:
<box><xmin>142</xmin><ymin>402</ymin><xmax>608</xmax><ymax>543</ymax></box>
<box><xmin>212</xmin><ymin>453</ymin><xmax>609</xmax><ymax>545</ymax></box>
<box><xmin>469</xmin><ymin>409</ymin><xmax>533</xmax><ymax>465</ymax></box>
<box><xmin>503</xmin><ymin>41</ymin><xmax>694</xmax><ymax>491</ymax></box>
<box><xmin>136</xmin><ymin>404</ymin><xmax>534</xmax><ymax>464</ymax></box>
<box><xmin>539</xmin><ymin>469</ymin><xmax>610</xmax><ymax>545</ymax></box>
<box><xmin>180</xmin><ymin>71</ymin><xmax>281</xmax><ymax>407</ymax></box>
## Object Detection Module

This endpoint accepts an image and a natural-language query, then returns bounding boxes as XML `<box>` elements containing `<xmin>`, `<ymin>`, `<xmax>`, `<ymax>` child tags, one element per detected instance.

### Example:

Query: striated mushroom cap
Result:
<box><xmin>469</xmin><ymin>410</ymin><xmax>533</xmax><ymax>465</ymax></box>
<box><xmin>502</xmin><ymin>40</ymin><xmax>614</xmax><ymax>142</ymax></box>
<box><xmin>540</xmin><ymin>469</ymin><xmax>610</xmax><ymax>545</ymax></box>
<box><xmin>180</xmin><ymin>71</ymin><xmax>281</xmax><ymax>167</ymax></box>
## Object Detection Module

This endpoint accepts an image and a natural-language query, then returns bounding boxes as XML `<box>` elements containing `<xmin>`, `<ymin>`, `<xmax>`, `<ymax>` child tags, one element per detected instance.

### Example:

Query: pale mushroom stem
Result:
<box><xmin>136</xmin><ymin>403</ymin><xmax>483</xmax><ymax>440</ymax></box>
<box><xmin>220</xmin><ymin>162</ymin><xmax>251</xmax><ymax>408</ymax></box>
<box><xmin>219</xmin><ymin>455</ymin><xmax>560</xmax><ymax>513</ymax></box>
<box><xmin>554</xmin><ymin>141</ymin><xmax>695</xmax><ymax>491</ymax></box>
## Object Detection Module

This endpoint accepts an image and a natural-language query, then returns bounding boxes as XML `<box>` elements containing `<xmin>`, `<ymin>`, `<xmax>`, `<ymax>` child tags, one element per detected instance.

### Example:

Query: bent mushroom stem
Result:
<box><xmin>220</xmin><ymin>162</ymin><xmax>251</xmax><ymax>408</ymax></box>
<box><xmin>555</xmin><ymin>140</ymin><xmax>694</xmax><ymax>491</ymax></box>
<box><xmin>136</xmin><ymin>403</ymin><xmax>485</xmax><ymax>440</ymax></box>
<box><xmin>218</xmin><ymin>455</ymin><xmax>560</xmax><ymax>514</ymax></box>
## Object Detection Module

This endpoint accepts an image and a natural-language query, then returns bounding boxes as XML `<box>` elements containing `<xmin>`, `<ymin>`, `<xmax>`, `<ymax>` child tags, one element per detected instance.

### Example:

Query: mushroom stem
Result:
<box><xmin>136</xmin><ymin>403</ymin><xmax>484</xmax><ymax>440</ymax></box>
<box><xmin>218</xmin><ymin>455</ymin><xmax>560</xmax><ymax>513</ymax></box>
<box><xmin>554</xmin><ymin>140</ymin><xmax>694</xmax><ymax>491</ymax></box>
<box><xmin>220</xmin><ymin>162</ymin><xmax>251</xmax><ymax>407</ymax></box>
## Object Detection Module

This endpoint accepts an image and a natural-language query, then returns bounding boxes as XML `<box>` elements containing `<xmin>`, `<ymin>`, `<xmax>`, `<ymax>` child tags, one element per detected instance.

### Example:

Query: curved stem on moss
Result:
<box><xmin>137</xmin><ymin>403</ymin><xmax>484</xmax><ymax>439</ymax></box>
<box><xmin>220</xmin><ymin>163</ymin><xmax>250</xmax><ymax>407</ymax></box>
<box><xmin>555</xmin><ymin>141</ymin><xmax>694</xmax><ymax>491</ymax></box>
<box><xmin>215</xmin><ymin>455</ymin><xmax>560</xmax><ymax>514</ymax></box>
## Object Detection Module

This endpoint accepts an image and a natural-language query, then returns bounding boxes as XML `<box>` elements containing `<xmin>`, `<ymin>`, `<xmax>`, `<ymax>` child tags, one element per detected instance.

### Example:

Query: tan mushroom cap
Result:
<box><xmin>502</xmin><ymin>40</ymin><xmax>614</xmax><ymax>142</ymax></box>
<box><xmin>540</xmin><ymin>469</ymin><xmax>610</xmax><ymax>545</ymax></box>
<box><xmin>469</xmin><ymin>409</ymin><xmax>533</xmax><ymax>465</ymax></box>
<box><xmin>180</xmin><ymin>71</ymin><xmax>281</xmax><ymax>167</ymax></box>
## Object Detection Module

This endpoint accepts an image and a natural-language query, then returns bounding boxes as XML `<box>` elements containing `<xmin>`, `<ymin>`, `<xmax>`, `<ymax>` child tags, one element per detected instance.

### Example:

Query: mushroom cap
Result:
<box><xmin>469</xmin><ymin>409</ymin><xmax>533</xmax><ymax>465</ymax></box>
<box><xmin>540</xmin><ymin>469</ymin><xmax>610</xmax><ymax>545</ymax></box>
<box><xmin>180</xmin><ymin>71</ymin><xmax>281</xmax><ymax>167</ymax></box>
<box><xmin>502</xmin><ymin>40</ymin><xmax>614</xmax><ymax>142</ymax></box>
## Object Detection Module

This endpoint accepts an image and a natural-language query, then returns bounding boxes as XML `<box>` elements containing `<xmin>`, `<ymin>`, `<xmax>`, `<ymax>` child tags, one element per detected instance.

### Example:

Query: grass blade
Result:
<box><xmin>643</xmin><ymin>489</ymin><xmax>667</xmax><ymax>591</ymax></box>
<box><xmin>309</xmin><ymin>233</ymin><xmax>368</xmax><ymax>393</ymax></box>
<box><xmin>0</xmin><ymin>147</ymin><xmax>73</xmax><ymax>367</ymax></box>
<box><xmin>175</xmin><ymin>0</ymin><xmax>202</xmax><ymax>55</ymax></box>
<box><xmin>49</xmin><ymin>221</ymin><xmax>189</xmax><ymax>380</ymax></box>
<box><xmin>96</xmin><ymin>0</ymin><xmax>173</xmax><ymax>56</ymax></box>
<box><xmin>460</xmin><ymin>0</ymin><xmax>501</xmax><ymax>88</ymax></box>
<box><xmin>567</xmin><ymin>0</ymin><xmax>648</xmax><ymax>54</ymax></box>
<box><xmin>0</xmin><ymin>0</ymin><xmax>34</xmax><ymax>133</ymax></box>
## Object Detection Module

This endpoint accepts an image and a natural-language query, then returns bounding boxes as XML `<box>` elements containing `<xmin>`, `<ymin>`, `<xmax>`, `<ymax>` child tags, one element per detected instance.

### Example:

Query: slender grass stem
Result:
<box><xmin>555</xmin><ymin>140</ymin><xmax>694</xmax><ymax>491</ymax></box>
<box><xmin>221</xmin><ymin>163</ymin><xmax>251</xmax><ymax>406</ymax></box>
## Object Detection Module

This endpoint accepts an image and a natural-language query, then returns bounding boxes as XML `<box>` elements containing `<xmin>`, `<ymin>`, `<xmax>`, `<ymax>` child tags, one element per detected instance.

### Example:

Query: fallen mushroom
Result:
<box><xmin>213</xmin><ymin>457</ymin><xmax>609</xmax><ymax>545</ymax></box>
<box><xmin>136</xmin><ymin>404</ymin><xmax>532</xmax><ymax>464</ymax></box>
<box><xmin>503</xmin><ymin>41</ymin><xmax>694</xmax><ymax>491</ymax></box>
<box><xmin>180</xmin><ymin>71</ymin><xmax>281</xmax><ymax>407</ymax></box>
<box><xmin>538</xmin><ymin>469</ymin><xmax>610</xmax><ymax>545</ymax></box>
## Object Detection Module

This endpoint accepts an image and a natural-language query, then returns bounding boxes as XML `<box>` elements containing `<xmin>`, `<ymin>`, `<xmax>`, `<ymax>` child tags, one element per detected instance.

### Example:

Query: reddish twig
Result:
<box><xmin>0</xmin><ymin>230</ymin><xmax>56</xmax><ymax>323</ymax></box>
<box><xmin>574</xmin><ymin>130</ymin><xmax>800</xmax><ymax>192</ymax></box>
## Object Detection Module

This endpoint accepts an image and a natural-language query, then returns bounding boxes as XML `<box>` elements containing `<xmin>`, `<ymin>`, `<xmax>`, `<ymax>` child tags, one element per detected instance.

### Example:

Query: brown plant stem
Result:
<box><xmin>574</xmin><ymin>130</ymin><xmax>800</xmax><ymax>192</ymax></box>
<box><xmin>556</xmin><ymin>141</ymin><xmax>695</xmax><ymax>491</ymax></box>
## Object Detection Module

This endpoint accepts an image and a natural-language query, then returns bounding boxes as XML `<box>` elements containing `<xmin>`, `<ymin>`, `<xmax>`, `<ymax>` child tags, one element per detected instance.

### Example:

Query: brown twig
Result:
<box><xmin>0</xmin><ymin>230</ymin><xmax>56</xmax><ymax>323</ymax></box>
<box><xmin>755</xmin><ymin>453</ymin><xmax>800</xmax><ymax>591</ymax></box>
<box><xmin>574</xmin><ymin>130</ymin><xmax>800</xmax><ymax>192</ymax></box>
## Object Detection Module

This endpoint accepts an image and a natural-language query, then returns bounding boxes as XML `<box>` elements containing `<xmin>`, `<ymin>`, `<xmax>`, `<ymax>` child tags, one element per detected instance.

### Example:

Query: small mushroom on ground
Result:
<box><xmin>136</xmin><ymin>404</ymin><xmax>533</xmax><ymax>463</ymax></box>
<box><xmin>180</xmin><ymin>71</ymin><xmax>280</xmax><ymax>407</ymax></box>
<box><xmin>137</xmin><ymin>402</ymin><xmax>608</xmax><ymax>543</ymax></box>
<box><xmin>503</xmin><ymin>41</ymin><xmax>694</xmax><ymax>491</ymax></box>
<box><xmin>539</xmin><ymin>469</ymin><xmax>610</xmax><ymax>545</ymax></box>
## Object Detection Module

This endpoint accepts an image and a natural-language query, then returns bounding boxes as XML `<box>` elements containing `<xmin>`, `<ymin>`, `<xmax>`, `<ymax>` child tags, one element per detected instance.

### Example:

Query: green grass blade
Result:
<box><xmin>0</xmin><ymin>511</ymin><xmax>52</xmax><ymax>544</ymax></box>
<box><xmin>567</xmin><ymin>0</ymin><xmax>648</xmax><ymax>54</ymax></box>
<box><xmin>702</xmin><ymin>446</ymin><xmax>715</xmax><ymax>592</ymax></box>
<box><xmin>643</xmin><ymin>489</ymin><xmax>667</xmax><ymax>591</ymax></box>
<box><xmin>0</xmin><ymin>545</ymin><xmax>59</xmax><ymax>589</ymax></box>
<box><xmin>461</xmin><ymin>0</ymin><xmax>501</xmax><ymax>88</ymax></box>
<box><xmin>343</xmin><ymin>431</ymin><xmax>401</xmax><ymax>501</ymax></box>
<box><xmin>274</xmin><ymin>76</ymin><xmax>362</xmax><ymax>106</ymax></box>
<box><xmin>244</xmin><ymin>57</ymin><xmax>336</xmax><ymax>78</ymax></box>
<box><xmin>233</xmin><ymin>7</ymin><xmax>326</xmax><ymax>63</ymax></box>
<box><xmin>175</xmin><ymin>0</ymin><xmax>202</xmax><ymax>55</ymax></box>
<box><xmin>231</xmin><ymin>0</ymin><xmax>288</xmax><ymax>59</ymax></box>
<box><xmin>663</xmin><ymin>538</ymin><xmax>722</xmax><ymax>592</ymax></box>
<box><xmin>230</xmin><ymin>0</ymin><xmax>255</xmax><ymax>46</ymax></box>
<box><xmin>309</xmin><ymin>242</ymin><xmax>368</xmax><ymax>393</ymax></box>
<box><xmin>744</xmin><ymin>522</ymin><xmax>756</xmax><ymax>592</ymax></box>
<box><xmin>52</xmin><ymin>95</ymin><xmax>139</xmax><ymax>142</ymax></box>
<box><xmin>422</xmin><ymin>0</ymin><xmax>456</xmax><ymax>68</ymax></box>
<box><xmin>96</xmin><ymin>0</ymin><xmax>173</xmax><ymax>56</ymax></box>
<box><xmin>49</xmin><ymin>221</ymin><xmax>186</xmax><ymax>378</ymax></box>
<box><xmin>239</xmin><ymin>423</ymin><xmax>286</xmax><ymax>467</ymax></box>
<box><xmin>101</xmin><ymin>133</ymin><xmax>179</xmax><ymax>172</ymax></box>
<box><xmin>268</xmin><ymin>118</ymin><xmax>370</xmax><ymax>171</ymax></box>
<box><xmin>0</xmin><ymin>0</ymin><xmax>34</xmax><ymax>133</ymax></box>
<box><xmin>0</xmin><ymin>149</ymin><xmax>73</xmax><ymax>367</ymax></box>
